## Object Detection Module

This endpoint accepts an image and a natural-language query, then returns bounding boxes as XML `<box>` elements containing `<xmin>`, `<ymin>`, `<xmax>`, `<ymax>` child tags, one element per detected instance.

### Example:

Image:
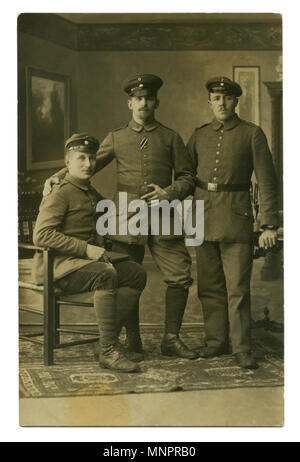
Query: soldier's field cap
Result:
<box><xmin>65</xmin><ymin>133</ymin><xmax>99</xmax><ymax>154</ymax></box>
<box><xmin>123</xmin><ymin>74</ymin><xmax>163</xmax><ymax>96</ymax></box>
<box><xmin>206</xmin><ymin>76</ymin><xmax>242</xmax><ymax>97</ymax></box>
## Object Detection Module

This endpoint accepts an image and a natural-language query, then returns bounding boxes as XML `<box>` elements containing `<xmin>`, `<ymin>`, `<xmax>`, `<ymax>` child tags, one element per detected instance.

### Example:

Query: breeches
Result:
<box><xmin>195</xmin><ymin>241</ymin><xmax>253</xmax><ymax>353</ymax></box>
<box><xmin>55</xmin><ymin>260</ymin><xmax>147</xmax><ymax>294</ymax></box>
<box><xmin>112</xmin><ymin>237</ymin><xmax>193</xmax><ymax>289</ymax></box>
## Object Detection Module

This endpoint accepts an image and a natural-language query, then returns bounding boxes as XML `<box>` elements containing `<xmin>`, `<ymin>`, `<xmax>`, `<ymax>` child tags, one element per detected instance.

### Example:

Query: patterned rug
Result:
<box><xmin>19</xmin><ymin>326</ymin><xmax>283</xmax><ymax>398</ymax></box>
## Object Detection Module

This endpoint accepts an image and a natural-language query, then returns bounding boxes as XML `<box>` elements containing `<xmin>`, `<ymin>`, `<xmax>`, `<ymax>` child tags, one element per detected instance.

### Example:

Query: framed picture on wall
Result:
<box><xmin>233</xmin><ymin>66</ymin><xmax>260</xmax><ymax>125</ymax></box>
<box><xmin>26</xmin><ymin>66</ymin><xmax>70</xmax><ymax>170</ymax></box>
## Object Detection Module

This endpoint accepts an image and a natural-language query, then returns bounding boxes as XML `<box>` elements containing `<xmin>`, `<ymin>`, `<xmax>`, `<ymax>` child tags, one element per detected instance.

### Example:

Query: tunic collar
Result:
<box><xmin>128</xmin><ymin>118</ymin><xmax>160</xmax><ymax>133</ymax></box>
<box><xmin>65</xmin><ymin>173</ymin><xmax>91</xmax><ymax>191</ymax></box>
<box><xmin>211</xmin><ymin>113</ymin><xmax>241</xmax><ymax>131</ymax></box>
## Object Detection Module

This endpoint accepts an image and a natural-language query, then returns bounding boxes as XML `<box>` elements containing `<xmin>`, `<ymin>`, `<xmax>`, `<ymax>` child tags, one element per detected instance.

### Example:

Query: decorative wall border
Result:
<box><xmin>18</xmin><ymin>14</ymin><xmax>282</xmax><ymax>51</ymax></box>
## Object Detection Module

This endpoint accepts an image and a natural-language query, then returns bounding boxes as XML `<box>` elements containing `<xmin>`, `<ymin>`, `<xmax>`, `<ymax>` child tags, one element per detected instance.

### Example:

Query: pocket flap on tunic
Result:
<box><xmin>231</xmin><ymin>205</ymin><xmax>254</xmax><ymax>220</ymax></box>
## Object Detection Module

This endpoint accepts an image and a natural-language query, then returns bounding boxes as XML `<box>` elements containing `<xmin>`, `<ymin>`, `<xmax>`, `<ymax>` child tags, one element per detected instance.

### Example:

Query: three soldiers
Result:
<box><xmin>42</xmin><ymin>74</ymin><xmax>278</xmax><ymax>370</ymax></box>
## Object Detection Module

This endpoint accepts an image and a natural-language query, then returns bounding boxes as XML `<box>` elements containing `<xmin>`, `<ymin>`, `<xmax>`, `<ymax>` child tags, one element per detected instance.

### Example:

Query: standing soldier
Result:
<box><xmin>187</xmin><ymin>76</ymin><xmax>278</xmax><ymax>369</ymax></box>
<box><xmin>44</xmin><ymin>74</ymin><xmax>198</xmax><ymax>361</ymax></box>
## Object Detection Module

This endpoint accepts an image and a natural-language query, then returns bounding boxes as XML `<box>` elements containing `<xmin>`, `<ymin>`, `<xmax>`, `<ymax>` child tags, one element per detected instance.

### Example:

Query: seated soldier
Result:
<box><xmin>32</xmin><ymin>133</ymin><xmax>147</xmax><ymax>373</ymax></box>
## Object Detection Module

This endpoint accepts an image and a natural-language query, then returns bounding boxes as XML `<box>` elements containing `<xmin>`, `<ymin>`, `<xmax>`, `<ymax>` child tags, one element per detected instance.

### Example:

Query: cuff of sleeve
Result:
<box><xmin>164</xmin><ymin>185</ymin><xmax>179</xmax><ymax>201</ymax></box>
<box><xmin>77</xmin><ymin>240</ymin><xmax>88</xmax><ymax>257</ymax></box>
<box><xmin>259</xmin><ymin>213</ymin><xmax>279</xmax><ymax>229</ymax></box>
<box><xmin>260</xmin><ymin>225</ymin><xmax>278</xmax><ymax>231</ymax></box>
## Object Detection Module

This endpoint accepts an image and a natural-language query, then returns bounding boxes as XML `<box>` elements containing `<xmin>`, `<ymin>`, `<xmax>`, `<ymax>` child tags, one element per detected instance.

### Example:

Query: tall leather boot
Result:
<box><xmin>125</xmin><ymin>302</ymin><xmax>144</xmax><ymax>353</ymax></box>
<box><xmin>93</xmin><ymin>289</ymin><xmax>140</xmax><ymax>372</ymax></box>
<box><xmin>116</xmin><ymin>287</ymin><xmax>144</xmax><ymax>362</ymax></box>
<box><xmin>161</xmin><ymin>286</ymin><xmax>199</xmax><ymax>359</ymax></box>
<box><xmin>111</xmin><ymin>241</ymin><xmax>145</xmax><ymax>356</ymax></box>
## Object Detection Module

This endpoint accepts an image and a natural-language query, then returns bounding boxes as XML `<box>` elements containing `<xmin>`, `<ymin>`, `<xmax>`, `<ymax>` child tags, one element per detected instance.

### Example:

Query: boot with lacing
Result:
<box><xmin>99</xmin><ymin>342</ymin><xmax>140</xmax><ymax>372</ymax></box>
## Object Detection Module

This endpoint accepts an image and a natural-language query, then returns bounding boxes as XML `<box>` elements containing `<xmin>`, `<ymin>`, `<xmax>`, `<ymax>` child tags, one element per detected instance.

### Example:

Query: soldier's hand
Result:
<box><xmin>258</xmin><ymin>229</ymin><xmax>277</xmax><ymax>250</ymax></box>
<box><xmin>140</xmin><ymin>183</ymin><xmax>169</xmax><ymax>203</ymax></box>
<box><xmin>43</xmin><ymin>176</ymin><xmax>60</xmax><ymax>197</ymax></box>
<box><xmin>86</xmin><ymin>244</ymin><xmax>110</xmax><ymax>262</ymax></box>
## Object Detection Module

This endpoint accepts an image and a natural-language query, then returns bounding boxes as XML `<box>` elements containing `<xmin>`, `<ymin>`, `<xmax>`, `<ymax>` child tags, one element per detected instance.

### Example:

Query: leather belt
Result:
<box><xmin>196</xmin><ymin>178</ymin><xmax>250</xmax><ymax>192</ymax></box>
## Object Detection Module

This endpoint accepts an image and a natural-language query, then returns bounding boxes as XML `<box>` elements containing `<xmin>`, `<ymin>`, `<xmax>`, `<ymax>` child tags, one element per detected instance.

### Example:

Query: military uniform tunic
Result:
<box><xmin>99</xmin><ymin>120</ymin><xmax>194</xmax><ymax>199</ymax></box>
<box><xmin>186</xmin><ymin>114</ymin><xmax>278</xmax><ymax>353</ymax></box>
<box><xmin>187</xmin><ymin>114</ymin><xmax>278</xmax><ymax>242</ymax></box>
<box><xmin>93</xmin><ymin>119</ymin><xmax>194</xmax><ymax>288</ymax></box>
<box><xmin>95</xmin><ymin>119</ymin><xmax>194</xmax><ymax>240</ymax></box>
<box><xmin>32</xmin><ymin>173</ymin><xmax>106</xmax><ymax>284</ymax></box>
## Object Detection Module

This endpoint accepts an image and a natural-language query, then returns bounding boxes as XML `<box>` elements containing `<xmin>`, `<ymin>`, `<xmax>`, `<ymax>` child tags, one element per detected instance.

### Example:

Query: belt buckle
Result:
<box><xmin>208</xmin><ymin>182</ymin><xmax>218</xmax><ymax>192</ymax></box>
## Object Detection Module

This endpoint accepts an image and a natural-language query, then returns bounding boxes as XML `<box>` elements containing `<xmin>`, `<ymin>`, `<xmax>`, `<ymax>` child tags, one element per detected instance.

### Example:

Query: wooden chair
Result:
<box><xmin>19</xmin><ymin>243</ymin><xmax>99</xmax><ymax>366</ymax></box>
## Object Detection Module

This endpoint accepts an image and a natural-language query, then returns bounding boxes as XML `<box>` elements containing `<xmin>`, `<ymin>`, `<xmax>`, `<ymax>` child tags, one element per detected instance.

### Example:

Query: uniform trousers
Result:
<box><xmin>111</xmin><ymin>237</ymin><xmax>193</xmax><ymax>288</ymax></box>
<box><xmin>55</xmin><ymin>260</ymin><xmax>146</xmax><ymax>293</ymax></box>
<box><xmin>111</xmin><ymin>237</ymin><xmax>193</xmax><ymax>336</ymax></box>
<box><xmin>55</xmin><ymin>260</ymin><xmax>147</xmax><ymax>344</ymax></box>
<box><xmin>195</xmin><ymin>241</ymin><xmax>253</xmax><ymax>354</ymax></box>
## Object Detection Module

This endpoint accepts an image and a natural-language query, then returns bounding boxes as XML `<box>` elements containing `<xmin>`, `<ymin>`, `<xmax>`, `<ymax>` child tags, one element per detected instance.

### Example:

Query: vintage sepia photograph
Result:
<box><xmin>17</xmin><ymin>11</ymin><xmax>284</xmax><ymax>428</ymax></box>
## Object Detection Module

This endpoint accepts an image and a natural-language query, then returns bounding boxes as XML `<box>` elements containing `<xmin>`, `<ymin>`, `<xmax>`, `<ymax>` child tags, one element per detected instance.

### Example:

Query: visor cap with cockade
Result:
<box><xmin>123</xmin><ymin>74</ymin><xmax>163</xmax><ymax>96</ymax></box>
<box><xmin>65</xmin><ymin>133</ymin><xmax>99</xmax><ymax>154</ymax></box>
<box><xmin>205</xmin><ymin>76</ymin><xmax>242</xmax><ymax>97</ymax></box>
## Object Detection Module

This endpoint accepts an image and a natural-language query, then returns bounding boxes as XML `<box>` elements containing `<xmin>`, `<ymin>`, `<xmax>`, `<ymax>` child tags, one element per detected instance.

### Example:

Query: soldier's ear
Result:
<box><xmin>155</xmin><ymin>99</ymin><xmax>160</xmax><ymax>109</ymax></box>
<box><xmin>128</xmin><ymin>98</ymin><xmax>133</xmax><ymax>110</ymax></box>
<box><xmin>65</xmin><ymin>152</ymin><xmax>70</xmax><ymax>169</ymax></box>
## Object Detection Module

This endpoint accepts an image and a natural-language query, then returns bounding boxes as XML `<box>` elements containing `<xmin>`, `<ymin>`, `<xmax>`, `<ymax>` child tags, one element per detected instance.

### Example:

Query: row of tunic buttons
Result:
<box><xmin>212</xmin><ymin>128</ymin><xmax>223</xmax><ymax>181</ymax></box>
<box><xmin>143</xmin><ymin>142</ymin><xmax>149</xmax><ymax>184</ymax></box>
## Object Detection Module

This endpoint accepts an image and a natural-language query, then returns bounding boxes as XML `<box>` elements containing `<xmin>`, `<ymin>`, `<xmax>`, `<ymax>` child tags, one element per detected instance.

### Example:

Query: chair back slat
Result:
<box><xmin>19</xmin><ymin>281</ymin><xmax>44</xmax><ymax>292</ymax></box>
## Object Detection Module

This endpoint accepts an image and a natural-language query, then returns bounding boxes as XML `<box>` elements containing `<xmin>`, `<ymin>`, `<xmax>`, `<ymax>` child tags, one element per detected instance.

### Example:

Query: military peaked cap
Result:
<box><xmin>206</xmin><ymin>76</ymin><xmax>242</xmax><ymax>97</ymax></box>
<box><xmin>123</xmin><ymin>74</ymin><xmax>163</xmax><ymax>96</ymax></box>
<box><xmin>65</xmin><ymin>133</ymin><xmax>99</xmax><ymax>154</ymax></box>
